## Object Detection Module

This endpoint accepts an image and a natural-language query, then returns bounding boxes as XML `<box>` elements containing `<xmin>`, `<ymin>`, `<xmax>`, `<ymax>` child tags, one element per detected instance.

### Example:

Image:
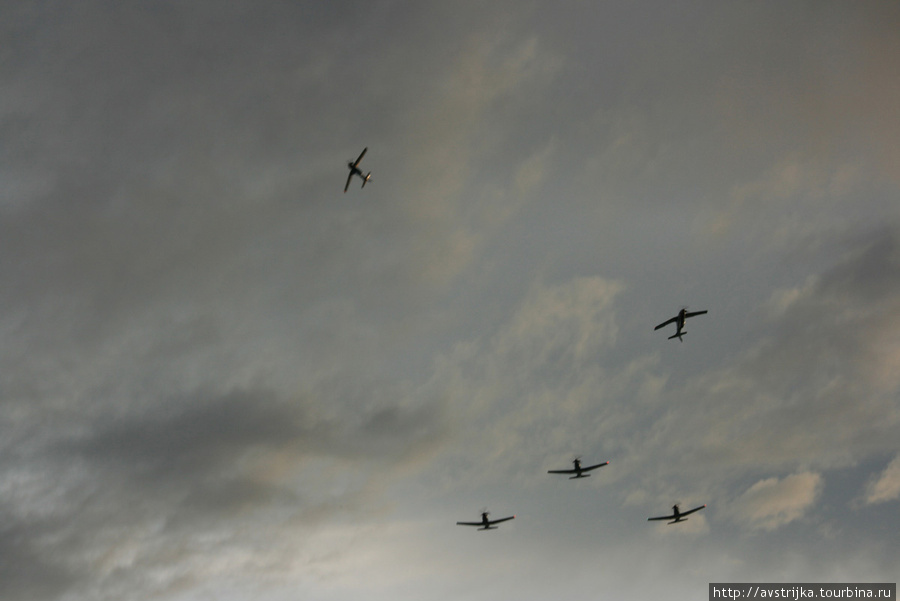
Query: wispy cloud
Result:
<box><xmin>864</xmin><ymin>454</ymin><xmax>900</xmax><ymax>505</ymax></box>
<box><xmin>730</xmin><ymin>472</ymin><xmax>823</xmax><ymax>531</ymax></box>
<box><xmin>395</xmin><ymin>33</ymin><xmax>561</xmax><ymax>286</ymax></box>
<box><xmin>423</xmin><ymin>276</ymin><xmax>628</xmax><ymax>480</ymax></box>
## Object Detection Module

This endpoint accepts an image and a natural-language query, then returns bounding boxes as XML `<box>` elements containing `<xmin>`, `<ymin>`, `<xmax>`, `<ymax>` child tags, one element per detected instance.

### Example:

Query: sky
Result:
<box><xmin>1</xmin><ymin>1</ymin><xmax>899</xmax><ymax>600</ymax></box>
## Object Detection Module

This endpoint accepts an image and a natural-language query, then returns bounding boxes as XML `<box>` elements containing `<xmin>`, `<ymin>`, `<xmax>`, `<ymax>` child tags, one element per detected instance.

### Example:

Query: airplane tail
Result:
<box><xmin>362</xmin><ymin>173</ymin><xmax>371</xmax><ymax>187</ymax></box>
<box><xmin>569</xmin><ymin>474</ymin><xmax>590</xmax><ymax>479</ymax></box>
<box><xmin>669</xmin><ymin>332</ymin><xmax>685</xmax><ymax>342</ymax></box>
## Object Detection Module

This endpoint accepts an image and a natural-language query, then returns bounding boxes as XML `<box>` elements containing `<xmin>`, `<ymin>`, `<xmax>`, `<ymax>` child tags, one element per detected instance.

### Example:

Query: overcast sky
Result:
<box><xmin>1</xmin><ymin>2</ymin><xmax>899</xmax><ymax>600</ymax></box>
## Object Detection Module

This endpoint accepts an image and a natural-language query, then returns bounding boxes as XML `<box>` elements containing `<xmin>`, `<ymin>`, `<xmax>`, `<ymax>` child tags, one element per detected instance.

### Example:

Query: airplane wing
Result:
<box><xmin>548</xmin><ymin>469</ymin><xmax>577</xmax><ymax>474</ymax></box>
<box><xmin>344</xmin><ymin>171</ymin><xmax>353</xmax><ymax>193</ymax></box>
<box><xmin>456</xmin><ymin>521</ymin><xmax>483</xmax><ymax>526</ymax></box>
<box><xmin>353</xmin><ymin>147</ymin><xmax>367</xmax><ymax>167</ymax></box>
<box><xmin>678</xmin><ymin>504</ymin><xmax>706</xmax><ymax>517</ymax></box>
<box><xmin>685</xmin><ymin>310</ymin><xmax>708</xmax><ymax>319</ymax></box>
<box><xmin>580</xmin><ymin>461</ymin><xmax>609</xmax><ymax>472</ymax></box>
<box><xmin>648</xmin><ymin>514</ymin><xmax>675</xmax><ymax>521</ymax></box>
<box><xmin>487</xmin><ymin>515</ymin><xmax>515</xmax><ymax>526</ymax></box>
<box><xmin>649</xmin><ymin>504</ymin><xmax>705</xmax><ymax>521</ymax></box>
<box><xmin>654</xmin><ymin>316</ymin><xmax>677</xmax><ymax>330</ymax></box>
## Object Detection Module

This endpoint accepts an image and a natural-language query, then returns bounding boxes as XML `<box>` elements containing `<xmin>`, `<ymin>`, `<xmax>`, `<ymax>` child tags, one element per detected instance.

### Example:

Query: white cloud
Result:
<box><xmin>865</xmin><ymin>454</ymin><xmax>900</xmax><ymax>505</ymax></box>
<box><xmin>763</xmin><ymin>275</ymin><xmax>818</xmax><ymax>319</ymax></box>
<box><xmin>731</xmin><ymin>472</ymin><xmax>823</xmax><ymax>531</ymax></box>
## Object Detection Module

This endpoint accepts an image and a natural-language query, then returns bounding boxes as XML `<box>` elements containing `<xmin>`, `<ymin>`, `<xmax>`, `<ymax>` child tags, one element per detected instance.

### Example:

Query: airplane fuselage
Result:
<box><xmin>571</xmin><ymin>459</ymin><xmax>587</xmax><ymax>479</ymax></box>
<box><xmin>347</xmin><ymin>164</ymin><xmax>371</xmax><ymax>186</ymax></box>
<box><xmin>668</xmin><ymin>504</ymin><xmax>702</xmax><ymax>523</ymax></box>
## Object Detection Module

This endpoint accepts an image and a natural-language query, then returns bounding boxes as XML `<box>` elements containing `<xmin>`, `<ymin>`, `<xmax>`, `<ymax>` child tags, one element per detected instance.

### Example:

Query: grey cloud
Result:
<box><xmin>0</xmin><ymin>521</ymin><xmax>79</xmax><ymax>601</ymax></box>
<box><xmin>0</xmin><ymin>385</ymin><xmax>449</xmax><ymax>600</ymax></box>
<box><xmin>64</xmin><ymin>390</ymin><xmax>324</xmax><ymax>475</ymax></box>
<box><xmin>3</xmin><ymin>2</ymin><xmax>900</xmax><ymax>599</ymax></box>
<box><xmin>56</xmin><ymin>385</ymin><xmax>449</xmax><ymax>504</ymax></box>
<box><xmin>744</xmin><ymin>227</ymin><xmax>900</xmax><ymax>399</ymax></box>
<box><xmin>630</xmin><ymin>226</ymin><xmax>900</xmax><ymax>497</ymax></box>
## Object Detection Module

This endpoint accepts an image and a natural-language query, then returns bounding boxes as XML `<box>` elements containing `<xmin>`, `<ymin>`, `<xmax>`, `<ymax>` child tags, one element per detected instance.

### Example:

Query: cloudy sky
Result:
<box><xmin>2</xmin><ymin>2</ymin><xmax>899</xmax><ymax>600</ymax></box>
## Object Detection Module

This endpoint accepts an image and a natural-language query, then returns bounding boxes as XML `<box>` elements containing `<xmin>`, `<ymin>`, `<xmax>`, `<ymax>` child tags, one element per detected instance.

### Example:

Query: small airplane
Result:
<box><xmin>344</xmin><ymin>147</ymin><xmax>372</xmax><ymax>192</ymax></box>
<box><xmin>548</xmin><ymin>457</ymin><xmax>609</xmax><ymax>479</ymax></box>
<box><xmin>648</xmin><ymin>503</ymin><xmax>706</xmax><ymax>525</ymax></box>
<box><xmin>654</xmin><ymin>308</ymin><xmax>708</xmax><ymax>341</ymax></box>
<box><xmin>456</xmin><ymin>511</ymin><xmax>516</xmax><ymax>531</ymax></box>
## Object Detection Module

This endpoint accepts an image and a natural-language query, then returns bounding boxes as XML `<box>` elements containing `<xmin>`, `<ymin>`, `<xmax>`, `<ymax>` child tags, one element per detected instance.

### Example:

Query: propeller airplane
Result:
<box><xmin>344</xmin><ymin>147</ymin><xmax>371</xmax><ymax>192</ymax></box>
<box><xmin>548</xmin><ymin>457</ymin><xmax>609</xmax><ymax>479</ymax></box>
<box><xmin>456</xmin><ymin>511</ymin><xmax>516</xmax><ymax>531</ymax></box>
<box><xmin>654</xmin><ymin>308</ymin><xmax>708</xmax><ymax>342</ymax></box>
<box><xmin>648</xmin><ymin>503</ymin><xmax>706</xmax><ymax>525</ymax></box>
